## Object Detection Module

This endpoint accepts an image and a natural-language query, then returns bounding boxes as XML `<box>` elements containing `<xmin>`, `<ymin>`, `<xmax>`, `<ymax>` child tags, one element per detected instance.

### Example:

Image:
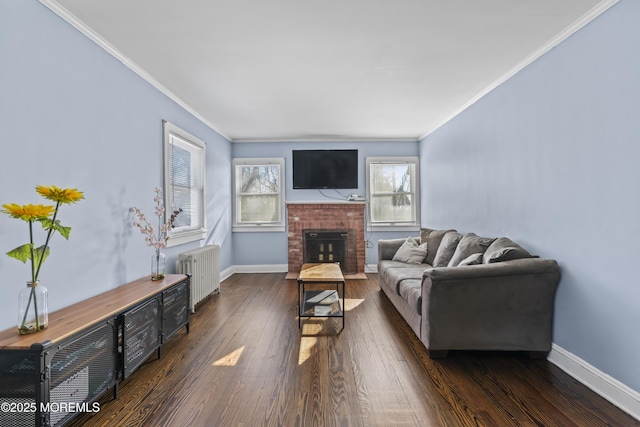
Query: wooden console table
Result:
<box><xmin>0</xmin><ymin>274</ymin><xmax>190</xmax><ymax>427</ymax></box>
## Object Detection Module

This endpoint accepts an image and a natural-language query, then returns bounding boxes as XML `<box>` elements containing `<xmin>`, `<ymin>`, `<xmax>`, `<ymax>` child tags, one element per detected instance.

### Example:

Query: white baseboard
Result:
<box><xmin>226</xmin><ymin>264</ymin><xmax>377</xmax><ymax>276</ymax></box>
<box><xmin>365</xmin><ymin>264</ymin><xmax>378</xmax><ymax>273</ymax></box>
<box><xmin>227</xmin><ymin>264</ymin><xmax>288</xmax><ymax>275</ymax></box>
<box><xmin>548</xmin><ymin>344</ymin><xmax>640</xmax><ymax>420</ymax></box>
<box><xmin>220</xmin><ymin>266</ymin><xmax>234</xmax><ymax>283</ymax></box>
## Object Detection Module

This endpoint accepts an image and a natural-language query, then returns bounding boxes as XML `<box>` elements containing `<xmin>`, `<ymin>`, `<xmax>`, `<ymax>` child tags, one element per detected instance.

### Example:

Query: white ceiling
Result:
<box><xmin>41</xmin><ymin>0</ymin><xmax>613</xmax><ymax>142</ymax></box>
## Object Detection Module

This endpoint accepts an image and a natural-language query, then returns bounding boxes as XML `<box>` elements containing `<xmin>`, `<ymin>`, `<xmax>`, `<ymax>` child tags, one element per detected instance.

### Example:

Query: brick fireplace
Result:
<box><xmin>286</xmin><ymin>202</ymin><xmax>366</xmax><ymax>278</ymax></box>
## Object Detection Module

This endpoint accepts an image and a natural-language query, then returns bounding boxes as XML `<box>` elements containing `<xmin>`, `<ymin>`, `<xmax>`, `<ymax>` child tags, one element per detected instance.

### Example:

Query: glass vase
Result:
<box><xmin>18</xmin><ymin>281</ymin><xmax>48</xmax><ymax>334</ymax></box>
<box><xmin>151</xmin><ymin>250</ymin><xmax>166</xmax><ymax>281</ymax></box>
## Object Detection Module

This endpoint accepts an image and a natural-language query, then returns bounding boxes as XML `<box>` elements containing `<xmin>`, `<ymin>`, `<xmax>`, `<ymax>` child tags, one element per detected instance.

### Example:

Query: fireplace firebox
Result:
<box><xmin>303</xmin><ymin>229</ymin><xmax>356</xmax><ymax>274</ymax></box>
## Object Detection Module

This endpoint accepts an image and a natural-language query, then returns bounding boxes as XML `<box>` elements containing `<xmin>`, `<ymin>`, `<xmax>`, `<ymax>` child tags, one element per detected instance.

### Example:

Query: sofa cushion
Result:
<box><xmin>392</xmin><ymin>237</ymin><xmax>428</xmax><ymax>264</ymax></box>
<box><xmin>398</xmin><ymin>279</ymin><xmax>422</xmax><ymax>315</ymax></box>
<box><xmin>448</xmin><ymin>233</ymin><xmax>496</xmax><ymax>267</ymax></box>
<box><xmin>378</xmin><ymin>259</ymin><xmax>414</xmax><ymax>271</ymax></box>
<box><xmin>483</xmin><ymin>237</ymin><xmax>534</xmax><ymax>263</ymax></box>
<box><xmin>458</xmin><ymin>252</ymin><xmax>484</xmax><ymax>266</ymax></box>
<box><xmin>381</xmin><ymin>264</ymin><xmax>430</xmax><ymax>293</ymax></box>
<box><xmin>432</xmin><ymin>231</ymin><xmax>462</xmax><ymax>267</ymax></box>
<box><xmin>420</xmin><ymin>228</ymin><xmax>456</xmax><ymax>266</ymax></box>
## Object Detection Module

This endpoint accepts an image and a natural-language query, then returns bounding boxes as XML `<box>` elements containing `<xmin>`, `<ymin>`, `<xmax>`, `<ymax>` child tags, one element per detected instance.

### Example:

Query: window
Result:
<box><xmin>233</xmin><ymin>158</ymin><xmax>285</xmax><ymax>232</ymax></box>
<box><xmin>366</xmin><ymin>157</ymin><xmax>420</xmax><ymax>230</ymax></box>
<box><xmin>163</xmin><ymin>121</ymin><xmax>207</xmax><ymax>246</ymax></box>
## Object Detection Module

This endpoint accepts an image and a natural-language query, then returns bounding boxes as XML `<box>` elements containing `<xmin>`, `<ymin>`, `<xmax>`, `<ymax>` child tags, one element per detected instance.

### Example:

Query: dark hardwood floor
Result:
<box><xmin>70</xmin><ymin>273</ymin><xmax>638</xmax><ymax>426</ymax></box>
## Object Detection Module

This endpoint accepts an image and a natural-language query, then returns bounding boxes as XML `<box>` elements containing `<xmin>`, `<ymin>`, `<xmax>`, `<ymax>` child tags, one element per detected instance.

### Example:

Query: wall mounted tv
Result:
<box><xmin>292</xmin><ymin>149</ymin><xmax>358</xmax><ymax>189</ymax></box>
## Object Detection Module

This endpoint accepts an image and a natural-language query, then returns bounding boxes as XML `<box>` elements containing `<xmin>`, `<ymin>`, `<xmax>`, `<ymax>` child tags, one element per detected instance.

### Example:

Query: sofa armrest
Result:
<box><xmin>377</xmin><ymin>238</ymin><xmax>410</xmax><ymax>261</ymax></box>
<box><xmin>421</xmin><ymin>258</ymin><xmax>560</xmax><ymax>352</ymax></box>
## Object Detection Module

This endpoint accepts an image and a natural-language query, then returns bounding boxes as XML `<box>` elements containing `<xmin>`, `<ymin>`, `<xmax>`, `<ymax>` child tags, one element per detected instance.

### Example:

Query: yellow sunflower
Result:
<box><xmin>1</xmin><ymin>203</ymin><xmax>55</xmax><ymax>222</ymax></box>
<box><xmin>36</xmin><ymin>185</ymin><xmax>85</xmax><ymax>204</ymax></box>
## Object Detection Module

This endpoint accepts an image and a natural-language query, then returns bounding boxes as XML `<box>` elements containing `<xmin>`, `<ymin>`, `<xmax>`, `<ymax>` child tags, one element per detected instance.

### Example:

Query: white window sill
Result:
<box><xmin>367</xmin><ymin>224</ymin><xmax>421</xmax><ymax>232</ymax></box>
<box><xmin>166</xmin><ymin>229</ymin><xmax>207</xmax><ymax>247</ymax></box>
<box><xmin>233</xmin><ymin>225</ymin><xmax>286</xmax><ymax>233</ymax></box>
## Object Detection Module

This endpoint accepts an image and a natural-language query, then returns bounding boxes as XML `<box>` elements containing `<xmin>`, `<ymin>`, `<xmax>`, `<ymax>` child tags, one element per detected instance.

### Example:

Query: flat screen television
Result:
<box><xmin>292</xmin><ymin>149</ymin><xmax>358</xmax><ymax>189</ymax></box>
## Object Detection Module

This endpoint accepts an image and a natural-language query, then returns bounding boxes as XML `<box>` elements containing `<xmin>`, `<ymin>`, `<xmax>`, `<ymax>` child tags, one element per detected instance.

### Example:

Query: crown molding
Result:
<box><xmin>418</xmin><ymin>0</ymin><xmax>619</xmax><ymax>141</ymax></box>
<box><xmin>38</xmin><ymin>0</ymin><xmax>232</xmax><ymax>142</ymax></box>
<box><xmin>231</xmin><ymin>136</ymin><xmax>420</xmax><ymax>143</ymax></box>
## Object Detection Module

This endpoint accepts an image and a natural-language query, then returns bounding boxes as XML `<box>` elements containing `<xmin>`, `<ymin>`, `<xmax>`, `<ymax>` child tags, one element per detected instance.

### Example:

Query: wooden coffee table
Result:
<box><xmin>297</xmin><ymin>263</ymin><xmax>345</xmax><ymax>331</ymax></box>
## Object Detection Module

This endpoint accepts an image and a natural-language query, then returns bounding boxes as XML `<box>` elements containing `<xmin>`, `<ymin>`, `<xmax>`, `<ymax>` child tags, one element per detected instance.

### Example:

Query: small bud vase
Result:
<box><xmin>151</xmin><ymin>250</ymin><xmax>166</xmax><ymax>281</ymax></box>
<box><xmin>18</xmin><ymin>281</ymin><xmax>48</xmax><ymax>334</ymax></box>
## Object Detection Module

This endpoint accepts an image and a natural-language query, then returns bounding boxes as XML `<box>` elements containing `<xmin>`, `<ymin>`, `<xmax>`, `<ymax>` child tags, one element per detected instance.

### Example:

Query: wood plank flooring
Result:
<box><xmin>69</xmin><ymin>273</ymin><xmax>638</xmax><ymax>427</ymax></box>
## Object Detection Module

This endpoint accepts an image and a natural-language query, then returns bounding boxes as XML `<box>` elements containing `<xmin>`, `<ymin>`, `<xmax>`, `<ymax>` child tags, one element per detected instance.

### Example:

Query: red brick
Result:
<box><xmin>287</xmin><ymin>203</ymin><xmax>365</xmax><ymax>274</ymax></box>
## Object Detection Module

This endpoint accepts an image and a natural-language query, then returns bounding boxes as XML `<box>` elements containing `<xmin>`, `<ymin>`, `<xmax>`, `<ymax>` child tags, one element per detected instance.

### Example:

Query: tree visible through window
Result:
<box><xmin>233</xmin><ymin>158</ymin><xmax>285</xmax><ymax>231</ymax></box>
<box><xmin>240</xmin><ymin>165</ymin><xmax>279</xmax><ymax>222</ymax></box>
<box><xmin>367</xmin><ymin>157</ymin><xmax>420</xmax><ymax>227</ymax></box>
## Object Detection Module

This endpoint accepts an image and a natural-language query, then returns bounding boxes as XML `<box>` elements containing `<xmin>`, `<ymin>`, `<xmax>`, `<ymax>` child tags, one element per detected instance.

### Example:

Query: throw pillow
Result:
<box><xmin>483</xmin><ymin>237</ymin><xmax>533</xmax><ymax>263</ymax></box>
<box><xmin>458</xmin><ymin>252</ymin><xmax>484</xmax><ymax>266</ymax></box>
<box><xmin>431</xmin><ymin>231</ymin><xmax>462</xmax><ymax>267</ymax></box>
<box><xmin>420</xmin><ymin>228</ymin><xmax>456</xmax><ymax>266</ymax></box>
<box><xmin>392</xmin><ymin>237</ymin><xmax>428</xmax><ymax>264</ymax></box>
<box><xmin>448</xmin><ymin>233</ymin><xmax>496</xmax><ymax>267</ymax></box>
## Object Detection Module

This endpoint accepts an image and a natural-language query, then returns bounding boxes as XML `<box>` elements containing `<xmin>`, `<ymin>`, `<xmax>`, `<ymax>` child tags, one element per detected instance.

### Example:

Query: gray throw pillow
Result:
<box><xmin>432</xmin><ymin>231</ymin><xmax>462</xmax><ymax>267</ymax></box>
<box><xmin>448</xmin><ymin>233</ymin><xmax>496</xmax><ymax>267</ymax></box>
<box><xmin>483</xmin><ymin>237</ymin><xmax>533</xmax><ymax>263</ymax></box>
<box><xmin>458</xmin><ymin>252</ymin><xmax>484</xmax><ymax>266</ymax></box>
<box><xmin>420</xmin><ymin>228</ymin><xmax>456</xmax><ymax>266</ymax></box>
<box><xmin>392</xmin><ymin>237</ymin><xmax>428</xmax><ymax>264</ymax></box>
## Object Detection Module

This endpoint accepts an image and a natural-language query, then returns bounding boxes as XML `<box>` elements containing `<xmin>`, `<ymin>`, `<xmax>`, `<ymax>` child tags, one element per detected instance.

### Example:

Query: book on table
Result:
<box><xmin>314</xmin><ymin>306</ymin><xmax>332</xmax><ymax>316</ymax></box>
<box><xmin>303</xmin><ymin>290</ymin><xmax>341</xmax><ymax>316</ymax></box>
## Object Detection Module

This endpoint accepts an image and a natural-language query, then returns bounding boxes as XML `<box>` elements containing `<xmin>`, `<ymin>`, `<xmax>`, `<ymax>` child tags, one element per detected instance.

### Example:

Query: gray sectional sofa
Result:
<box><xmin>377</xmin><ymin>228</ymin><xmax>561</xmax><ymax>358</ymax></box>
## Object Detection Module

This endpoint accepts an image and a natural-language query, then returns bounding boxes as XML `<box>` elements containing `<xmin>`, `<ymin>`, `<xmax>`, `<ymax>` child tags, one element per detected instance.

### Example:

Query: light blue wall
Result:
<box><xmin>231</xmin><ymin>141</ymin><xmax>419</xmax><ymax>266</ymax></box>
<box><xmin>420</xmin><ymin>0</ymin><xmax>640</xmax><ymax>392</ymax></box>
<box><xmin>9</xmin><ymin>0</ymin><xmax>636</xmax><ymax>398</ymax></box>
<box><xmin>0</xmin><ymin>1</ymin><xmax>232</xmax><ymax>331</ymax></box>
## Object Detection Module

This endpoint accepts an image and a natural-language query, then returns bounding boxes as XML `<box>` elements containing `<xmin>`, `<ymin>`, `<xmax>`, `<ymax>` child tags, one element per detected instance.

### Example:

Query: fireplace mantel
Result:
<box><xmin>286</xmin><ymin>202</ymin><xmax>366</xmax><ymax>279</ymax></box>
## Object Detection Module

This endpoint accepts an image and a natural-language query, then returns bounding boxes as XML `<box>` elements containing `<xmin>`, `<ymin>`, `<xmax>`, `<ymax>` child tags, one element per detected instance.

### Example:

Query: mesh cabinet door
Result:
<box><xmin>0</xmin><ymin>353</ymin><xmax>38</xmax><ymax>426</ymax></box>
<box><xmin>48</xmin><ymin>320</ymin><xmax>117</xmax><ymax>426</ymax></box>
<box><xmin>162</xmin><ymin>281</ymin><xmax>189</xmax><ymax>342</ymax></box>
<box><xmin>121</xmin><ymin>296</ymin><xmax>160</xmax><ymax>379</ymax></box>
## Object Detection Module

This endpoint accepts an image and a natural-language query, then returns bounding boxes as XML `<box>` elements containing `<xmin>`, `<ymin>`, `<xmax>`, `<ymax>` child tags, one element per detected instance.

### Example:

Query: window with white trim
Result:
<box><xmin>163</xmin><ymin>121</ymin><xmax>207</xmax><ymax>246</ymax></box>
<box><xmin>366</xmin><ymin>157</ymin><xmax>420</xmax><ymax>230</ymax></box>
<box><xmin>233</xmin><ymin>158</ymin><xmax>285</xmax><ymax>232</ymax></box>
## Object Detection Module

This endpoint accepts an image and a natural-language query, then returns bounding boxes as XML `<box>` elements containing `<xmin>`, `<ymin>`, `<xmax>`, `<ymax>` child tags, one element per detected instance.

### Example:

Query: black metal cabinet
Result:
<box><xmin>0</xmin><ymin>319</ymin><xmax>117</xmax><ymax>427</ymax></box>
<box><xmin>0</xmin><ymin>274</ymin><xmax>190</xmax><ymax>427</ymax></box>
<box><xmin>119</xmin><ymin>279</ymin><xmax>190</xmax><ymax>377</ymax></box>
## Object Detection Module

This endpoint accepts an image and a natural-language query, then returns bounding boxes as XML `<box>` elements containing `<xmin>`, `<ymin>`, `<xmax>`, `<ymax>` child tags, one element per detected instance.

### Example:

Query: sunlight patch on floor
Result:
<box><xmin>298</xmin><ymin>336</ymin><xmax>318</xmax><ymax>365</ymax></box>
<box><xmin>296</xmin><ymin>299</ymin><xmax>362</xmax><ymax>364</ymax></box>
<box><xmin>212</xmin><ymin>346</ymin><xmax>245</xmax><ymax>367</ymax></box>
<box><xmin>301</xmin><ymin>322</ymin><xmax>324</xmax><ymax>335</ymax></box>
<box><xmin>344</xmin><ymin>298</ymin><xmax>364</xmax><ymax>311</ymax></box>
<box><xmin>298</xmin><ymin>322</ymin><xmax>324</xmax><ymax>365</ymax></box>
